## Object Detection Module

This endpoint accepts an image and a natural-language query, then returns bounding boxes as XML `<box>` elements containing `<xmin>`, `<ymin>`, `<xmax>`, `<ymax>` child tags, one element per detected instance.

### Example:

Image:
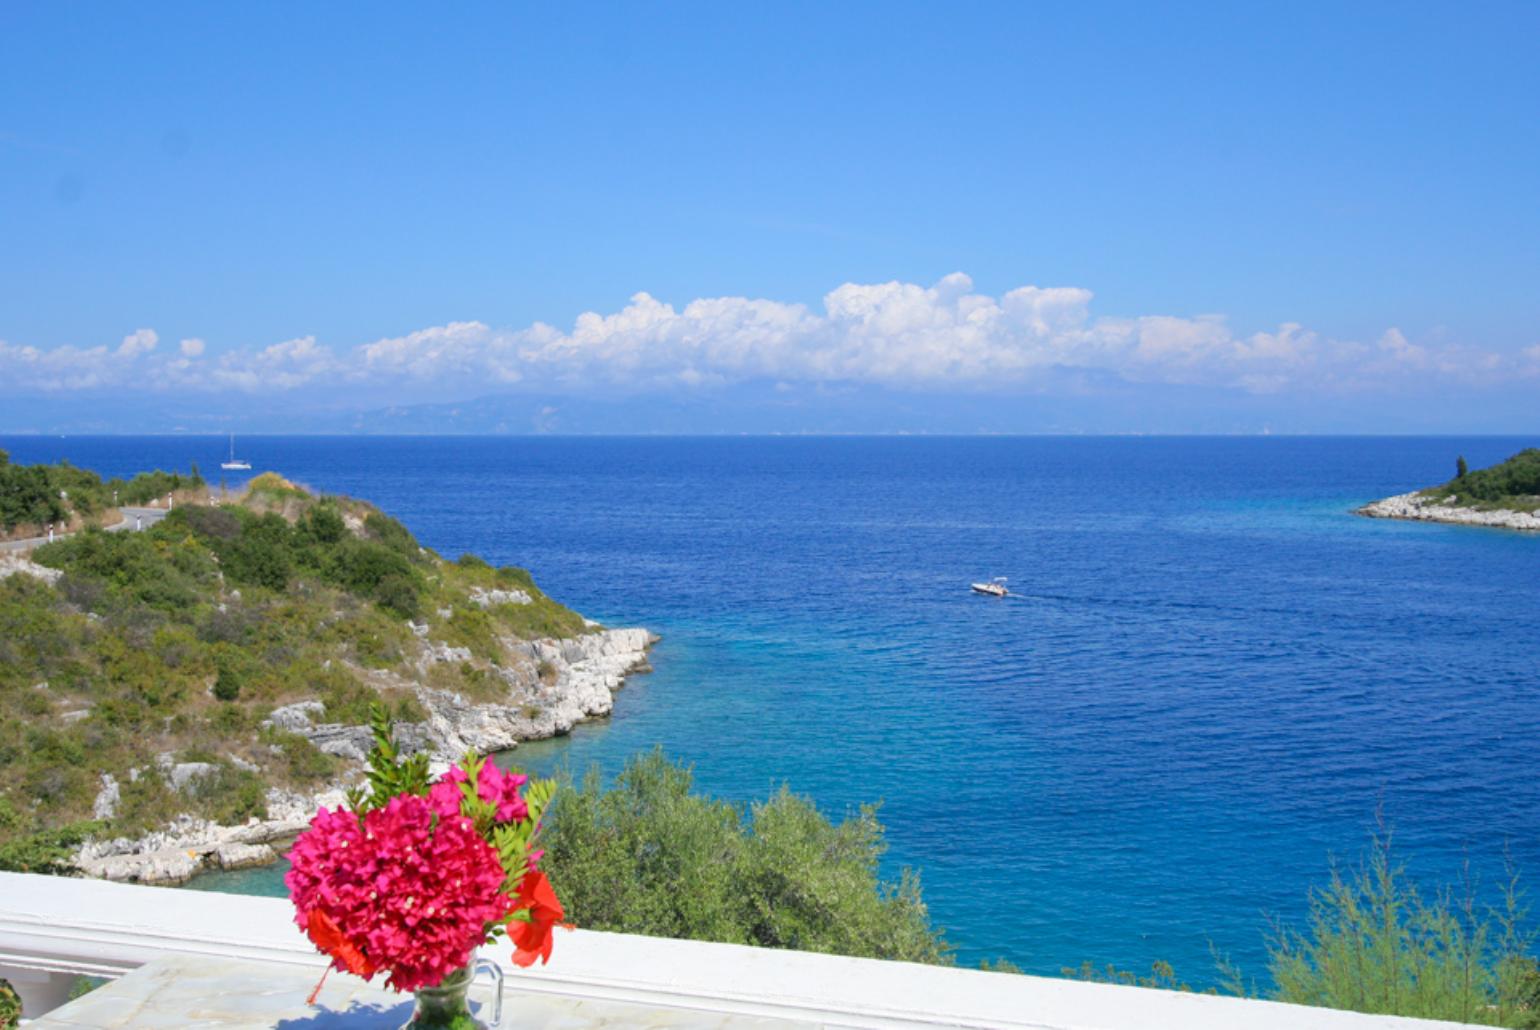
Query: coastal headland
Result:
<box><xmin>1357</xmin><ymin>448</ymin><xmax>1540</xmax><ymax>532</ymax></box>
<box><xmin>0</xmin><ymin>460</ymin><xmax>654</xmax><ymax>886</ymax></box>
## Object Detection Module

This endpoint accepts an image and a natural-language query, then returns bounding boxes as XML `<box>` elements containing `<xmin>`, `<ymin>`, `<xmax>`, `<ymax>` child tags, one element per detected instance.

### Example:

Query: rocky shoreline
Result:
<box><xmin>73</xmin><ymin>624</ymin><xmax>656</xmax><ymax>886</ymax></box>
<box><xmin>1356</xmin><ymin>492</ymin><xmax>1540</xmax><ymax>532</ymax></box>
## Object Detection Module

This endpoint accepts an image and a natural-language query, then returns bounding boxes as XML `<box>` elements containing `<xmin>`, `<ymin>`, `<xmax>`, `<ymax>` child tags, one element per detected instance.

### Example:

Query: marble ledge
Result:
<box><xmin>31</xmin><ymin>953</ymin><xmax>809</xmax><ymax>1029</ymax></box>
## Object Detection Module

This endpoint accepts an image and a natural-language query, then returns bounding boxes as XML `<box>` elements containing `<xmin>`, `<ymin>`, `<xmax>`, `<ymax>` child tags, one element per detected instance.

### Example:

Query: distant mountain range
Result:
<box><xmin>3</xmin><ymin>379</ymin><xmax>1536</xmax><ymax>436</ymax></box>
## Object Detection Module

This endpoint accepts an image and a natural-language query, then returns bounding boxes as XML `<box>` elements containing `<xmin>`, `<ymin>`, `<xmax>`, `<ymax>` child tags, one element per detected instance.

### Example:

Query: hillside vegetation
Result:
<box><xmin>0</xmin><ymin>467</ymin><xmax>588</xmax><ymax>868</ymax></box>
<box><xmin>1423</xmin><ymin>449</ymin><xmax>1540</xmax><ymax>512</ymax></box>
<box><xmin>0</xmin><ymin>449</ymin><xmax>204</xmax><ymax>535</ymax></box>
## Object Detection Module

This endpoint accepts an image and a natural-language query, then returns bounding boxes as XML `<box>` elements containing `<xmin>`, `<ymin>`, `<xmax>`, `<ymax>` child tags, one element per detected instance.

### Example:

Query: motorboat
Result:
<box><xmin>971</xmin><ymin>577</ymin><xmax>1008</xmax><ymax>597</ymax></box>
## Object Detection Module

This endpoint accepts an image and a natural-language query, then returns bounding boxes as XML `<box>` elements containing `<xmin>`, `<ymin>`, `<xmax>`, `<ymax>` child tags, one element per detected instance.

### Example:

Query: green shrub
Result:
<box><xmin>111</xmin><ymin>771</ymin><xmax>181</xmax><ymax>835</ymax></box>
<box><xmin>373</xmin><ymin>573</ymin><xmax>421</xmax><ymax>620</ymax></box>
<box><xmin>1063</xmin><ymin>959</ymin><xmax>1207</xmax><ymax>993</ymax></box>
<box><xmin>183</xmin><ymin>764</ymin><xmax>268</xmax><ymax>825</ymax></box>
<box><xmin>456</xmin><ymin>553</ymin><xmax>492</xmax><ymax>573</ymax></box>
<box><xmin>0</xmin><ymin>975</ymin><xmax>19</xmax><ymax>1027</ymax></box>
<box><xmin>111</xmin><ymin>468</ymin><xmax>202</xmax><ymax>505</ymax></box>
<box><xmin>173</xmin><ymin>504</ymin><xmax>241</xmax><ymax>542</ymax></box>
<box><xmin>262</xmin><ymin>728</ymin><xmax>337</xmax><ymax>784</ymax></box>
<box><xmin>317</xmin><ymin>666</ymin><xmax>380</xmax><ymax>725</ymax></box>
<box><xmin>210</xmin><ymin>702</ymin><xmax>256</xmax><ymax>734</ymax></box>
<box><xmin>493</xmin><ymin>594</ymin><xmax>588</xmax><ymax>640</ymax></box>
<box><xmin>0</xmin><ymin>460</ymin><xmax>66</xmax><ymax>531</ymax></box>
<box><xmin>220</xmin><ymin>513</ymin><xmax>294</xmax><ymax>591</ymax></box>
<box><xmin>0</xmin><ymin>576</ymin><xmax>79</xmax><ymax>686</ymax></box>
<box><xmin>35</xmin><ymin>528</ymin><xmax>213</xmax><ymax>612</ymax></box>
<box><xmin>243</xmin><ymin>472</ymin><xmax>308</xmax><ymax>502</ymax></box>
<box><xmin>198</xmin><ymin>604</ymin><xmax>258</xmax><ymax>646</ymax></box>
<box><xmin>1268</xmin><ymin>832</ymin><xmax>1540</xmax><ymax>1026</ymax></box>
<box><xmin>300</xmin><ymin>503</ymin><xmax>346</xmax><ymax>545</ymax></box>
<box><xmin>495</xmin><ymin>565</ymin><xmax>536</xmax><ymax>590</ymax></box>
<box><xmin>363</xmin><ymin>511</ymin><xmax>419</xmax><ymax>557</ymax></box>
<box><xmin>437</xmin><ymin>660</ymin><xmax>504</xmax><ymax>702</ymax></box>
<box><xmin>325</xmin><ymin>540</ymin><xmax>422</xmax><ymax>617</ymax></box>
<box><xmin>213</xmin><ymin>664</ymin><xmax>242</xmax><ymax>702</ymax></box>
<box><xmin>0</xmin><ymin>818</ymin><xmax>99</xmax><ymax>874</ymax></box>
<box><xmin>326</xmin><ymin>607</ymin><xmax>409</xmax><ymax>667</ymax></box>
<box><xmin>438</xmin><ymin>605</ymin><xmax>502</xmax><ymax>661</ymax></box>
<box><xmin>541</xmin><ymin>750</ymin><xmax>950</xmax><ymax>964</ymax></box>
<box><xmin>45</xmin><ymin>461</ymin><xmax>110</xmax><ymax>519</ymax></box>
<box><xmin>1430</xmin><ymin>449</ymin><xmax>1540</xmax><ymax>504</ymax></box>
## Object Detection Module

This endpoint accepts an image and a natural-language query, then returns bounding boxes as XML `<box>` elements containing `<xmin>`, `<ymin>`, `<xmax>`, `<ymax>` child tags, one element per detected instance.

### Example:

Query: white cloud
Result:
<box><xmin>0</xmin><ymin>341</ymin><xmax>114</xmax><ymax>390</ymax></box>
<box><xmin>206</xmin><ymin>336</ymin><xmax>339</xmax><ymax>392</ymax></box>
<box><xmin>1519</xmin><ymin>344</ymin><xmax>1540</xmax><ymax>378</ymax></box>
<box><xmin>116</xmin><ymin>328</ymin><xmax>158</xmax><ymax>358</ymax></box>
<box><xmin>0</xmin><ymin>276</ymin><xmax>1533</xmax><ymax>398</ymax></box>
<box><xmin>360</xmin><ymin>321</ymin><xmax>508</xmax><ymax>382</ymax></box>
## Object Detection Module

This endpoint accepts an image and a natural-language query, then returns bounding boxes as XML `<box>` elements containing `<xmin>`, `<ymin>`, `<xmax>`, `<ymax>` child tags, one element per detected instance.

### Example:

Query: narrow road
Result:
<box><xmin>0</xmin><ymin>506</ymin><xmax>170</xmax><ymax>553</ymax></box>
<box><xmin>106</xmin><ymin>506</ymin><xmax>171</xmax><ymax>534</ymax></box>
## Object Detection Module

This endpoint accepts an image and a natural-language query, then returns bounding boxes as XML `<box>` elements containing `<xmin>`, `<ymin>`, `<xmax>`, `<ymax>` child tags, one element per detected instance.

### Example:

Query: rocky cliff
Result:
<box><xmin>75</xmin><ymin>625</ymin><xmax>655</xmax><ymax>885</ymax></box>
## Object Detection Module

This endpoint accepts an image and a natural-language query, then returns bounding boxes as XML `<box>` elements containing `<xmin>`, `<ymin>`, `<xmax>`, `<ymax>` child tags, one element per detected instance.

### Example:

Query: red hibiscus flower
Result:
<box><xmin>510</xmin><ymin>870</ymin><xmax>566</xmax><ymax>968</ymax></box>
<box><xmin>307</xmin><ymin>908</ymin><xmax>378</xmax><ymax>978</ymax></box>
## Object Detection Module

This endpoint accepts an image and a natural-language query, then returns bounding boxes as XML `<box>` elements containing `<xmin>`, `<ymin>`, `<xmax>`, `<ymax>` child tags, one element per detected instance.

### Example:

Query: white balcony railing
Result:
<box><xmin>0</xmin><ymin>871</ymin><xmax>1479</xmax><ymax>1028</ymax></box>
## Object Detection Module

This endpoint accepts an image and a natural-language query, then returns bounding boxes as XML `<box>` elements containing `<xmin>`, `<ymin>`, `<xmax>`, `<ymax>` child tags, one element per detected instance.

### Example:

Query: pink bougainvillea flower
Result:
<box><xmin>476</xmin><ymin>763</ymin><xmax>529</xmax><ymax>823</ymax></box>
<box><xmin>286</xmin><ymin>794</ymin><xmax>514</xmax><ymax>993</ymax></box>
<box><xmin>427</xmin><ymin>767</ymin><xmax>468</xmax><ymax>819</ymax></box>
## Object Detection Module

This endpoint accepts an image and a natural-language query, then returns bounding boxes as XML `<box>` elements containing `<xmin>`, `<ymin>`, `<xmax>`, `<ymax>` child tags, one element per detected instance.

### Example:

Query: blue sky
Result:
<box><xmin>2</xmin><ymin>2</ymin><xmax>1537</xmax><ymax>433</ymax></box>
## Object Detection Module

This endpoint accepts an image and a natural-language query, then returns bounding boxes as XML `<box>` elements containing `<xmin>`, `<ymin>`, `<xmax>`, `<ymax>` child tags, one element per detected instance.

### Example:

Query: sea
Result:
<box><xmin>4</xmin><ymin>434</ymin><xmax>1537</xmax><ymax>984</ymax></box>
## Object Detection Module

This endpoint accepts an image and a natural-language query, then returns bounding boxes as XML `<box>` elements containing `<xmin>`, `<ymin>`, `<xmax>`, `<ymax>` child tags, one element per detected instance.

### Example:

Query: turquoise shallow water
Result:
<box><xmin>7</xmin><ymin>434</ymin><xmax>1538</xmax><ymax>983</ymax></box>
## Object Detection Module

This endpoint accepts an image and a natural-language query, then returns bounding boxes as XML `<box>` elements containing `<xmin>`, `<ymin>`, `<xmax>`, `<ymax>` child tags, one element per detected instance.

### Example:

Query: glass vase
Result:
<box><xmin>402</xmin><ymin>956</ymin><xmax>503</xmax><ymax>1030</ymax></box>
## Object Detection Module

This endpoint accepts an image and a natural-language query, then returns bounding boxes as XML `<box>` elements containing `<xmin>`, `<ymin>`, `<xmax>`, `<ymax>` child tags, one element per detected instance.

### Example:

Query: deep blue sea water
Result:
<box><xmin>5</xmin><ymin>434</ymin><xmax>1538</xmax><ymax>983</ymax></box>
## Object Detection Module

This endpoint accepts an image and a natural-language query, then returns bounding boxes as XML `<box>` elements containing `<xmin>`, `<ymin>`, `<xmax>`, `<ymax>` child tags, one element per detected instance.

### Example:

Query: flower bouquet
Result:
<box><xmin>286</xmin><ymin>706</ymin><xmax>565</xmax><ymax>1029</ymax></box>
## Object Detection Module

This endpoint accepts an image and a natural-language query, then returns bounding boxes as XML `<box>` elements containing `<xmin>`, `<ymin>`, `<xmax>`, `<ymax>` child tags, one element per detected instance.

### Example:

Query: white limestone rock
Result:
<box><xmin>215</xmin><ymin>842</ymin><xmax>277</xmax><ymax>870</ymax></box>
<box><xmin>263</xmin><ymin>700</ymin><xmax>326</xmax><ymax>732</ymax></box>
<box><xmin>73</xmin><ymin>785</ymin><xmax>351</xmax><ymax>884</ymax></box>
<box><xmin>93</xmin><ymin>773</ymin><xmax>120</xmax><ymax>820</ymax></box>
<box><xmin>79</xmin><ymin>848</ymin><xmax>204</xmax><ymax>886</ymax></box>
<box><xmin>70</xmin><ymin>624</ymin><xmax>655</xmax><ymax>883</ymax></box>
<box><xmin>302</xmin><ymin>724</ymin><xmax>377</xmax><ymax>762</ymax></box>
<box><xmin>1358</xmin><ymin>492</ymin><xmax>1540</xmax><ymax>531</ymax></box>
<box><xmin>0</xmin><ymin>554</ymin><xmax>62</xmax><ymax>585</ymax></box>
<box><xmin>168</xmin><ymin>762</ymin><xmax>216</xmax><ymax>792</ymax></box>
<box><xmin>469</xmin><ymin>586</ymin><xmax>533</xmax><ymax>608</ymax></box>
<box><xmin>413</xmin><ymin>627</ymin><xmax>657</xmax><ymax>761</ymax></box>
<box><xmin>424</xmin><ymin>642</ymin><xmax>475</xmax><ymax>666</ymax></box>
<box><xmin>265</xmin><ymin>786</ymin><xmax>349</xmax><ymax>824</ymax></box>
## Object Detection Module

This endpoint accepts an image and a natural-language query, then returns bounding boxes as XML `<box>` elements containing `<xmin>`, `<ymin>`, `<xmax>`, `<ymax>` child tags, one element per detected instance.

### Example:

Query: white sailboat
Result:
<box><xmin>220</xmin><ymin>433</ymin><xmax>252</xmax><ymax>471</ymax></box>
